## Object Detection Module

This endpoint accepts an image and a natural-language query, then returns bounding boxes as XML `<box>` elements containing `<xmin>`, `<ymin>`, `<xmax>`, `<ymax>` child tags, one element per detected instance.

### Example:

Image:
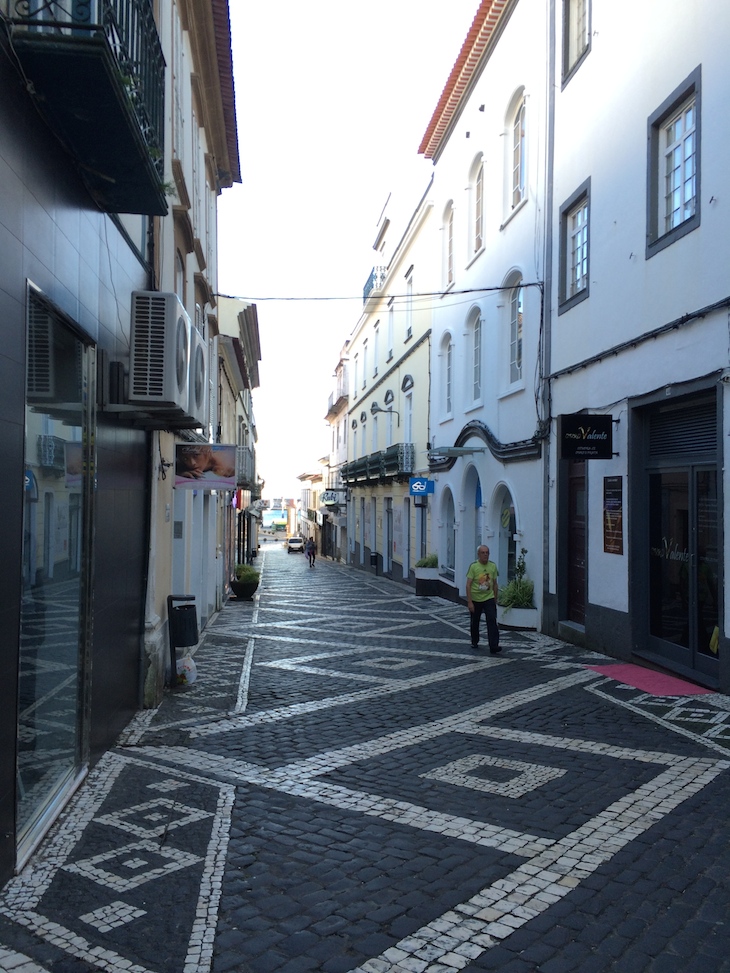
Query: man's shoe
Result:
<box><xmin>490</xmin><ymin>646</ymin><xmax>502</xmax><ymax>655</ymax></box>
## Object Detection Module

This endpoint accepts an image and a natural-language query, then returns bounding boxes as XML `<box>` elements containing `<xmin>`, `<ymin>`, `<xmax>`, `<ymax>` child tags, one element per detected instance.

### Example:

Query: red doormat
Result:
<box><xmin>585</xmin><ymin>663</ymin><xmax>713</xmax><ymax>696</ymax></box>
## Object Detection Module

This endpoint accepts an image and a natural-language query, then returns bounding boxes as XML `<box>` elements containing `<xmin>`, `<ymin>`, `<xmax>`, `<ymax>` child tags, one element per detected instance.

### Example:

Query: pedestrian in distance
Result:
<box><xmin>305</xmin><ymin>537</ymin><xmax>316</xmax><ymax>568</ymax></box>
<box><xmin>466</xmin><ymin>545</ymin><xmax>501</xmax><ymax>653</ymax></box>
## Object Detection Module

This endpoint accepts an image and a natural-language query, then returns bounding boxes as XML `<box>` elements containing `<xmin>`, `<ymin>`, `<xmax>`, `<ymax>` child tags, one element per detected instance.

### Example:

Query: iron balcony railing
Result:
<box><xmin>340</xmin><ymin>443</ymin><xmax>415</xmax><ymax>483</ymax></box>
<box><xmin>5</xmin><ymin>0</ymin><xmax>166</xmax><ymax>212</ymax></box>
<box><xmin>236</xmin><ymin>446</ymin><xmax>255</xmax><ymax>487</ymax></box>
<box><xmin>362</xmin><ymin>266</ymin><xmax>387</xmax><ymax>304</ymax></box>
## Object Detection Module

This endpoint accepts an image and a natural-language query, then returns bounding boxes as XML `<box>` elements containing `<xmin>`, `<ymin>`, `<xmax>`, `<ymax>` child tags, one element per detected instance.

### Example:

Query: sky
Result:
<box><xmin>217</xmin><ymin>1</ymin><xmax>480</xmax><ymax>500</ymax></box>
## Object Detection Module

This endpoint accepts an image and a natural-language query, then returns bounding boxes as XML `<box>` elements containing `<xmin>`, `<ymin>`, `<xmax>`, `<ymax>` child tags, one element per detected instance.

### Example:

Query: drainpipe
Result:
<box><xmin>541</xmin><ymin>0</ymin><xmax>556</xmax><ymax>627</ymax></box>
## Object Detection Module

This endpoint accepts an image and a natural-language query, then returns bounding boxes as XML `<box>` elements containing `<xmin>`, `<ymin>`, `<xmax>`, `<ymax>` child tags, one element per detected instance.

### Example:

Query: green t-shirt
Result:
<box><xmin>467</xmin><ymin>560</ymin><xmax>498</xmax><ymax>602</ymax></box>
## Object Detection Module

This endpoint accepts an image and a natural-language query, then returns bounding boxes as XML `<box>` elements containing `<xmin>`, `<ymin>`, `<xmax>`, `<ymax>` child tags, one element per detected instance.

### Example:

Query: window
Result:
<box><xmin>647</xmin><ymin>67</ymin><xmax>701</xmax><ymax>257</ymax></box>
<box><xmin>558</xmin><ymin>178</ymin><xmax>590</xmax><ymax>313</ymax></box>
<box><xmin>371</xmin><ymin>414</ymin><xmax>378</xmax><ymax>452</ymax></box>
<box><xmin>387</xmin><ymin>299</ymin><xmax>394</xmax><ymax>359</ymax></box>
<box><xmin>373</xmin><ymin>324</ymin><xmax>379</xmax><ymax>377</ymax></box>
<box><xmin>512</xmin><ymin>99</ymin><xmax>526</xmax><ymax>208</ymax></box>
<box><xmin>563</xmin><ymin>0</ymin><xmax>590</xmax><ymax>81</ymax></box>
<box><xmin>404</xmin><ymin>392</ymin><xmax>413</xmax><ymax>443</ymax></box>
<box><xmin>353</xmin><ymin>353</ymin><xmax>359</xmax><ymax>396</ymax></box>
<box><xmin>468</xmin><ymin>309</ymin><xmax>482</xmax><ymax>402</ymax></box>
<box><xmin>441</xmin><ymin>333</ymin><xmax>453</xmax><ymax>415</ymax></box>
<box><xmin>443</xmin><ymin>203</ymin><xmax>455</xmax><ymax>287</ymax></box>
<box><xmin>405</xmin><ymin>269</ymin><xmax>413</xmax><ymax>340</ymax></box>
<box><xmin>509</xmin><ymin>279</ymin><xmax>523</xmax><ymax>384</ymax></box>
<box><xmin>362</xmin><ymin>340</ymin><xmax>368</xmax><ymax>389</ymax></box>
<box><xmin>470</xmin><ymin>157</ymin><xmax>484</xmax><ymax>254</ymax></box>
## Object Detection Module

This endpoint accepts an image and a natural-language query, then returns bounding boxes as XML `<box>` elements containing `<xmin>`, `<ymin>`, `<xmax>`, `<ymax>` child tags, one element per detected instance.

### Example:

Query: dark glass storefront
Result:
<box><xmin>19</xmin><ymin>289</ymin><xmax>93</xmax><ymax>867</ymax></box>
<box><xmin>639</xmin><ymin>393</ymin><xmax>720</xmax><ymax>685</ymax></box>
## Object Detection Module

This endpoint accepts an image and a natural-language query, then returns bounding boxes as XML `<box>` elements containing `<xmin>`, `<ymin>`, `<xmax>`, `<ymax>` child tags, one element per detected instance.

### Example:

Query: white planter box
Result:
<box><xmin>414</xmin><ymin>567</ymin><xmax>440</xmax><ymax>580</ymax></box>
<box><xmin>497</xmin><ymin>605</ymin><xmax>538</xmax><ymax>630</ymax></box>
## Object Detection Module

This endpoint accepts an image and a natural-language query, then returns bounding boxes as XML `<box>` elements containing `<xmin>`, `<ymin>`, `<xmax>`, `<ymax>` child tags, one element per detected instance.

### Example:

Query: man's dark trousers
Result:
<box><xmin>470</xmin><ymin>598</ymin><xmax>499</xmax><ymax>651</ymax></box>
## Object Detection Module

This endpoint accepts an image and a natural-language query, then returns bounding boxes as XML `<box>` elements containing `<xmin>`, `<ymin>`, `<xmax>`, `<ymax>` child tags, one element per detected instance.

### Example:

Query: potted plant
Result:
<box><xmin>497</xmin><ymin>548</ymin><xmax>538</xmax><ymax>629</ymax></box>
<box><xmin>230</xmin><ymin>563</ymin><xmax>260</xmax><ymax>600</ymax></box>
<box><xmin>414</xmin><ymin>553</ymin><xmax>440</xmax><ymax>595</ymax></box>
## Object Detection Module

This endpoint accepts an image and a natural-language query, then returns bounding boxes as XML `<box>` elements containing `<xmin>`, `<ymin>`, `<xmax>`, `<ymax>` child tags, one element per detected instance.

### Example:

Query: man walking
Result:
<box><xmin>466</xmin><ymin>545</ymin><xmax>500</xmax><ymax>653</ymax></box>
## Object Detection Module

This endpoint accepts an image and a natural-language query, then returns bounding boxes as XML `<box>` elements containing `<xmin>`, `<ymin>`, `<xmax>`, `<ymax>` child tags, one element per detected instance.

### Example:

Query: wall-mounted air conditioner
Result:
<box><xmin>186</xmin><ymin>325</ymin><xmax>209</xmax><ymax>429</ymax></box>
<box><xmin>129</xmin><ymin>291</ymin><xmax>190</xmax><ymax>412</ymax></box>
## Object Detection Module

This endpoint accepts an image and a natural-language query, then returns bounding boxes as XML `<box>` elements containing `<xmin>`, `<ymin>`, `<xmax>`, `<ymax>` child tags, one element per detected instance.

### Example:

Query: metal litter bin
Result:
<box><xmin>167</xmin><ymin>595</ymin><xmax>198</xmax><ymax>687</ymax></box>
<box><xmin>170</xmin><ymin>603</ymin><xmax>198</xmax><ymax>646</ymax></box>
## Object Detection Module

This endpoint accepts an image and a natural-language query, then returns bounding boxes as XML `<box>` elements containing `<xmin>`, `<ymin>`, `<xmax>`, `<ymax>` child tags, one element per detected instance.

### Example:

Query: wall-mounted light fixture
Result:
<box><xmin>370</xmin><ymin>401</ymin><xmax>400</xmax><ymax>426</ymax></box>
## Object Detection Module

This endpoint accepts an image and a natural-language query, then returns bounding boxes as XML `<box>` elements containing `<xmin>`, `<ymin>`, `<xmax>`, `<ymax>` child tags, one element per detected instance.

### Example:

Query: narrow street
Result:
<box><xmin>2</xmin><ymin>546</ymin><xmax>730</xmax><ymax>973</ymax></box>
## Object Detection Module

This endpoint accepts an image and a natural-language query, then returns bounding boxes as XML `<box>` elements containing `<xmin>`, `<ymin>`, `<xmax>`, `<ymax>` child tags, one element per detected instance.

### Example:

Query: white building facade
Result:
<box><xmin>418</xmin><ymin>0</ymin><xmax>549</xmax><ymax>608</ymax></box>
<box><xmin>544</xmin><ymin>0</ymin><xmax>730</xmax><ymax>691</ymax></box>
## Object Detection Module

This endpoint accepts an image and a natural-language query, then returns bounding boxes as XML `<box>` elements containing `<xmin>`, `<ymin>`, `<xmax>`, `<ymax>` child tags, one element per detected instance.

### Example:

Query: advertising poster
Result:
<box><xmin>603</xmin><ymin>475</ymin><xmax>623</xmax><ymax>555</ymax></box>
<box><xmin>175</xmin><ymin>444</ymin><xmax>236</xmax><ymax>490</ymax></box>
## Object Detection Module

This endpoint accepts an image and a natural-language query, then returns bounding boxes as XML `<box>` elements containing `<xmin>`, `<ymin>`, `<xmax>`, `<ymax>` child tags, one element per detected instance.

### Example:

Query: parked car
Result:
<box><xmin>287</xmin><ymin>536</ymin><xmax>304</xmax><ymax>553</ymax></box>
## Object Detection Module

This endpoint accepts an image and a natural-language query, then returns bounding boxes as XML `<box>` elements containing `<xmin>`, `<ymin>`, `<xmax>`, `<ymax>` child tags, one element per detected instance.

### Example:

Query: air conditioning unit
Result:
<box><xmin>186</xmin><ymin>324</ymin><xmax>209</xmax><ymax>429</ymax></box>
<box><xmin>129</xmin><ymin>291</ymin><xmax>190</xmax><ymax>412</ymax></box>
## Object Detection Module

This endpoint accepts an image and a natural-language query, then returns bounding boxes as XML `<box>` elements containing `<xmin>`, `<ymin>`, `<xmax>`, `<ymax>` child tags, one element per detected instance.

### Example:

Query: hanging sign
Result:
<box><xmin>175</xmin><ymin>444</ymin><xmax>236</xmax><ymax>490</ymax></box>
<box><xmin>558</xmin><ymin>414</ymin><xmax>613</xmax><ymax>460</ymax></box>
<box><xmin>409</xmin><ymin>477</ymin><xmax>435</xmax><ymax>495</ymax></box>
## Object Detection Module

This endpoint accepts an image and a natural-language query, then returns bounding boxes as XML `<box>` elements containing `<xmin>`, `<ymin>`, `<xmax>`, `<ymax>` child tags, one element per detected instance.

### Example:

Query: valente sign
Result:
<box><xmin>558</xmin><ymin>414</ymin><xmax>613</xmax><ymax>460</ymax></box>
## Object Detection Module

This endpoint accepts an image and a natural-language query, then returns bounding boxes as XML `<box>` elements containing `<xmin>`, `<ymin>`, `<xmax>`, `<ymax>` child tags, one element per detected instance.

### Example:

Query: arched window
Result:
<box><xmin>441</xmin><ymin>333</ymin><xmax>453</xmax><ymax>416</ymax></box>
<box><xmin>511</xmin><ymin>97</ymin><xmax>526</xmax><ymax>208</ymax></box>
<box><xmin>443</xmin><ymin>202</ymin><xmax>455</xmax><ymax>287</ymax></box>
<box><xmin>467</xmin><ymin>308</ymin><xmax>482</xmax><ymax>402</ymax></box>
<box><xmin>469</xmin><ymin>155</ymin><xmax>484</xmax><ymax>255</ymax></box>
<box><xmin>509</xmin><ymin>277</ymin><xmax>523</xmax><ymax>384</ymax></box>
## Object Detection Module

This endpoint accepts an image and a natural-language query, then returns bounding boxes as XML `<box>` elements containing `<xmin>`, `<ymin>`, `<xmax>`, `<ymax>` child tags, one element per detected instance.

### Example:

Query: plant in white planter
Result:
<box><xmin>415</xmin><ymin>553</ymin><xmax>438</xmax><ymax>572</ymax></box>
<box><xmin>497</xmin><ymin>548</ymin><xmax>538</xmax><ymax>629</ymax></box>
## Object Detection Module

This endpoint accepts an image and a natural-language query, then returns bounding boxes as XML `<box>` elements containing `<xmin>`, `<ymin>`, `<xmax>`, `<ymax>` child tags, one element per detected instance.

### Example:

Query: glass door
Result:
<box><xmin>648</xmin><ymin>467</ymin><xmax>719</xmax><ymax>675</ymax></box>
<box><xmin>19</xmin><ymin>293</ymin><xmax>93</xmax><ymax>866</ymax></box>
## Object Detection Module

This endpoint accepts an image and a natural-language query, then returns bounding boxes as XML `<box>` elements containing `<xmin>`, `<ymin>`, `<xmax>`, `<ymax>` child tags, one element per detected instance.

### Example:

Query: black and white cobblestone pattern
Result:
<box><xmin>1</xmin><ymin>549</ymin><xmax>729</xmax><ymax>972</ymax></box>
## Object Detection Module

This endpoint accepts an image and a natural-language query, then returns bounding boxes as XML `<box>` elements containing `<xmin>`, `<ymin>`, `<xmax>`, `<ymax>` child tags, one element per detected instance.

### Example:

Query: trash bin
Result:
<box><xmin>169</xmin><ymin>603</ymin><xmax>198</xmax><ymax>647</ymax></box>
<box><xmin>370</xmin><ymin>552</ymin><xmax>378</xmax><ymax>572</ymax></box>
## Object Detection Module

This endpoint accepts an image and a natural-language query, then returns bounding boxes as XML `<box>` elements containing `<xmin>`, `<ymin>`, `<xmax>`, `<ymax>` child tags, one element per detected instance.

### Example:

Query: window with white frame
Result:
<box><xmin>387</xmin><ymin>299</ymin><xmax>394</xmax><ymax>359</ymax></box>
<box><xmin>468</xmin><ymin>308</ymin><xmax>482</xmax><ymax>402</ymax></box>
<box><xmin>441</xmin><ymin>333</ymin><xmax>453</xmax><ymax>416</ymax></box>
<box><xmin>371</xmin><ymin>414</ymin><xmax>378</xmax><ymax>453</ymax></box>
<box><xmin>405</xmin><ymin>269</ymin><xmax>413</xmax><ymax>340</ymax></box>
<box><xmin>511</xmin><ymin>98</ymin><xmax>526</xmax><ymax>209</ymax></box>
<box><xmin>443</xmin><ymin>203</ymin><xmax>454</xmax><ymax>287</ymax></box>
<box><xmin>563</xmin><ymin>0</ymin><xmax>590</xmax><ymax>81</ymax></box>
<box><xmin>558</xmin><ymin>177</ymin><xmax>590</xmax><ymax>313</ymax></box>
<box><xmin>362</xmin><ymin>340</ymin><xmax>368</xmax><ymax>389</ymax></box>
<box><xmin>404</xmin><ymin>392</ymin><xmax>413</xmax><ymax>443</ymax></box>
<box><xmin>353</xmin><ymin>353</ymin><xmax>359</xmax><ymax>396</ymax></box>
<box><xmin>373</xmin><ymin>323</ymin><xmax>379</xmax><ymax>376</ymax></box>
<box><xmin>647</xmin><ymin>67</ymin><xmax>701</xmax><ymax>257</ymax></box>
<box><xmin>470</xmin><ymin>156</ymin><xmax>484</xmax><ymax>255</ymax></box>
<box><xmin>509</xmin><ymin>278</ymin><xmax>523</xmax><ymax>384</ymax></box>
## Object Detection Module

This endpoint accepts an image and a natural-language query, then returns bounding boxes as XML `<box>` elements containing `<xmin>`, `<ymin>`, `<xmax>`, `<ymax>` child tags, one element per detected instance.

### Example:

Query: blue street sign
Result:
<box><xmin>409</xmin><ymin>477</ymin><xmax>434</xmax><ymax>496</ymax></box>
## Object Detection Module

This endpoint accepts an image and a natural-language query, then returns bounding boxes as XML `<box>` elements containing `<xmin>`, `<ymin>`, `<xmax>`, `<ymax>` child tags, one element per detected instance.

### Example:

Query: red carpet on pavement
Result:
<box><xmin>585</xmin><ymin>663</ymin><xmax>713</xmax><ymax>696</ymax></box>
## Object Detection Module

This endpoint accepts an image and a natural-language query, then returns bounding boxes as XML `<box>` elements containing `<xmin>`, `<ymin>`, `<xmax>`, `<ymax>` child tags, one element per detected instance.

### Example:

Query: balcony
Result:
<box><xmin>363</xmin><ymin>266</ymin><xmax>387</xmax><ymax>305</ymax></box>
<box><xmin>236</xmin><ymin>446</ymin><xmax>255</xmax><ymax>488</ymax></box>
<box><xmin>325</xmin><ymin>387</ymin><xmax>348</xmax><ymax>420</ymax></box>
<box><xmin>37</xmin><ymin>435</ymin><xmax>67</xmax><ymax>473</ymax></box>
<box><xmin>6</xmin><ymin>0</ymin><xmax>167</xmax><ymax>215</ymax></box>
<box><xmin>340</xmin><ymin>443</ymin><xmax>415</xmax><ymax>484</ymax></box>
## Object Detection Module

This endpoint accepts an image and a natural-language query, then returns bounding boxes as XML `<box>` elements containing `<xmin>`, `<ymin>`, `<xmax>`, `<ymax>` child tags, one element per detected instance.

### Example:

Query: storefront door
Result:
<box><xmin>648</xmin><ymin>466</ymin><xmax>719</xmax><ymax>676</ymax></box>
<box><xmin>19</xmin><ymin>292</ymin><xmax>93</xmax><ymax>868</ymax></box>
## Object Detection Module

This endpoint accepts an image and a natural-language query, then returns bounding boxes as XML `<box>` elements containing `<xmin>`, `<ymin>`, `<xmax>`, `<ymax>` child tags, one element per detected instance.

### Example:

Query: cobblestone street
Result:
<box><xmin>2</xmin><ymin>546</ymin><xmax>730</xmax><ymax>973</ymax></box>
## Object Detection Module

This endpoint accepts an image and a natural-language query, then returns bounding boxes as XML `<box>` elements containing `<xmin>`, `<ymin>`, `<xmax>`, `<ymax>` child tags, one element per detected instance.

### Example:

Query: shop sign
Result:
<box><xmin>174</xmin><ymin>444</ymin><xmax>236</xmax><ymax>490</ymax></box>
<box><xmin>409</xmin><ymin>477</ymin><xmax>435</xmax><ymax>495</ymax></box>
<box><xmin>558</xmin><ymin>414</ymin><xmax>613</xmax><ymax>459</ymax></box>
<box><xmin>603</xmin><ymin>476</ymin><xmax>623</xmax><ymax>555</ymax></box>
